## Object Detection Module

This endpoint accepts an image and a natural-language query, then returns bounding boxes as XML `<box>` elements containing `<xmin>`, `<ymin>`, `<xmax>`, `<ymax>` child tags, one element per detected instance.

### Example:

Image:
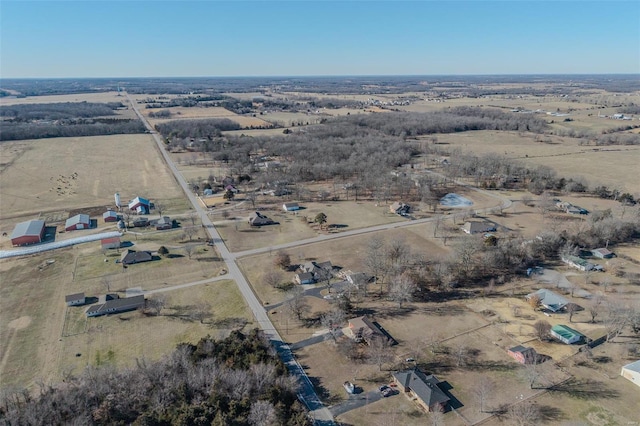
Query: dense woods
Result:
<box><xmin>156</xmin><ymin>118</ymin><xmax>241</xmax><ymax>139</ymax></box>
<box><xmin>0</xmin><ymin>102</ymin><xmax>124</xmax><ymax>120</ymax></box>
<box><xmin>0</xmin><ymin>330</ymin><xmax>310</xmax><ymax>426</ymax></box>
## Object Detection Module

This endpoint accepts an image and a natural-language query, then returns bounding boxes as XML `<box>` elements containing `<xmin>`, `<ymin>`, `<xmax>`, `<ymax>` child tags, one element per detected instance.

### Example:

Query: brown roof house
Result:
<box><xmin>393</xmin><ymin>368</ymin><xmax>451</xmax><ymax>413</ymax></box>
<box><xmin>248</xmin><ymin>211</ymin><xmax>275</xmax><ymax>227</ymax></box>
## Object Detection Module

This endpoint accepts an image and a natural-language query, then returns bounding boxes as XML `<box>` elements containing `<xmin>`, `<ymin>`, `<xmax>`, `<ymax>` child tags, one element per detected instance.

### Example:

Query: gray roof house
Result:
<box><xmin>65</xmin><ymin>292</ymin><xmax>87</xmax><ymax>307</ymax></box>
<box><xmin>121</xmin><ymin>249</ymin><xmax>153</xmax><ymax>265</ymax></box>
<box><xmin>86</xmin><ymin>295</ymin><xmax>145</xmax><ymax>317</ymax></box>
<box><xmin>248</xmin><ymin>211</ymin><xmax>275</xmax><ymax>226</ymax></box>
<box><xmin>393</xmin><ymin>369</ymin><xmax>450</xmax><ymax>413</ymax></box>
<box><xmin>526</xmin><ymin>289</ymin><xmax>569</xmax><ymax>312</ymax></box>
<box><xmin>295</xmin><ymin>272</ymin><xmax>315</xmax><ymax>285</ymax></box>
<box><xmin>462</xmin><ymin>221</ymin><xmax>496</xmax><ymax>234</ymax></box>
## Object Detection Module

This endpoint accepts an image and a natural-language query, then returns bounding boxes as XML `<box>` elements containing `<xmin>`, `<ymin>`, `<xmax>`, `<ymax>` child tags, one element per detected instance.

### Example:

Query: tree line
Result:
<box><xmin>0</xmin><ymin>329</ymin><xmax>311</xmax><ymax>426</ymax></box>
<box><xmin>0</xmin><ymin>102</ymin><xmax>124</xmax><ymax>121</ymax></box>
<box><xmin>0</xmin><ymin>119</ymin><xmax>146</xmax><ymax>141</ymax></box>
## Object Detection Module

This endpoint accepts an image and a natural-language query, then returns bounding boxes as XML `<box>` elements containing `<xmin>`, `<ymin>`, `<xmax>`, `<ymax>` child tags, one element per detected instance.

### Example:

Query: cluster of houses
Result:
<box><xmin>561</xmin><ymin>248</ymin><xmax>614</xmax><ymax>272</ymax></box>
<box><xmin>64</xmin><ymin>291</ymin><xmax>146</xmax><ymax>317</ymax></box>
<box><xmin>524</xmin><ymin>289</ymin><xmax>587</xmax><ymax>344</ymax></box>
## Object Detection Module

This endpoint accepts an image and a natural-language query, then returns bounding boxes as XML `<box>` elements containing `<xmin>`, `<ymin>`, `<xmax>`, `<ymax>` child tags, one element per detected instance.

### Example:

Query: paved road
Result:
<box><xmin>127</xmin><ymin>94</ymin><xmax>335</xmax><ymax>424</ymax></box>
<box><xmin>289</xmin><ymin>329</ymin><xmax>343</xmax><ymax>351</ymax></box>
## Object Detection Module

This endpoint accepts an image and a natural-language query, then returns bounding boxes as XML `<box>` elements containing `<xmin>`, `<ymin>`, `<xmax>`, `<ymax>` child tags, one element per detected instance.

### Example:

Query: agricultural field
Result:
<box><xmin>0</xmin><ymin>91</ymin><xmax>127</xmax><ymax>106</ymax></box>
<box><xmin>0</xmin><ymin>134</ymin><xmax>185</xmax><ymax>223</ymax></box>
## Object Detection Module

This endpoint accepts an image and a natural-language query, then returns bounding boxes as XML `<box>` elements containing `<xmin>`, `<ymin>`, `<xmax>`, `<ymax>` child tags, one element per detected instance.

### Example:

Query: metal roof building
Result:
<box><xmin>10</xmin><ymin>220</ymin><xmax>46</xmax><ymax>246</ymax></box>
<box><xmin>65</xmin><ymin>214</ymin><xmax>91</xmax><ymax>231</ymax></box>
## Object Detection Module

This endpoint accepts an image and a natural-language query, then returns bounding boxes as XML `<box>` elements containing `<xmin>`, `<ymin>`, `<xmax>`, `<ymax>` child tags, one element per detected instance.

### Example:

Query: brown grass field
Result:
<box><xmin>0</xmin><ymin>91</ymin><xmax>127</xmax><ymax>106</ymax></box>
<box><xmin>0</xmin><ymin>135</ymin><xmax>186</xmax><ymax>223</ymax></box>
<box><xmin>0</xmin><ymin>233</ymin><xmax>251</xmax><ymax>388</ymax></box>
<box><xmin>138</xmin><ymin>104</ymin><xmax>271</xmax><ymax>129</ymax></box>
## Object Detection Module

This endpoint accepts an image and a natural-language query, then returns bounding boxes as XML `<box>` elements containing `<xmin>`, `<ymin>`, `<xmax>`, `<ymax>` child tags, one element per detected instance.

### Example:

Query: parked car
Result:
<box><xmin>343</xmin><ymin>381</ymin><xmax>355</xmax><ymax>394</ymax></box>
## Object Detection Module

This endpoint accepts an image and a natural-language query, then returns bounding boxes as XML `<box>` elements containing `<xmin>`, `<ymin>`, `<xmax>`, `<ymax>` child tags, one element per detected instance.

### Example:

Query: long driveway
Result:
<box><xmin>127</xmin><ymin>95</ymin><xmax>335</xmax><ymax>424</ymax></box>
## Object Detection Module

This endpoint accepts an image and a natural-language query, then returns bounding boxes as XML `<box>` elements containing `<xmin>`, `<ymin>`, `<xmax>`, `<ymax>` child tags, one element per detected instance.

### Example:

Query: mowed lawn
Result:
<box><xmin>0</xmin><ymin>134</ymin><xmax>184</xmax><ymax>220</ymax></box>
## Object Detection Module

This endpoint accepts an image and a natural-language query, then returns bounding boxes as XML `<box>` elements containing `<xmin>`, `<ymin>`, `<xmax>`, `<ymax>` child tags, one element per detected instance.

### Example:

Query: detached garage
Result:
<box><xmin>65</xmin><ymin>214</ymin><xmax>91</xmax><ymax>231</ymax></box>
<box><xmin>11</xmin><ymin>220</ymin><xmax>46</xmax><ymax>246</ymax></box>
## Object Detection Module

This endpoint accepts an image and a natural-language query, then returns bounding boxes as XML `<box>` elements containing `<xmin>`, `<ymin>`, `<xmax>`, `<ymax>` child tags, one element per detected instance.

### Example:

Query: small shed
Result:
<box><xmin>65</xmin><ymin>292</ymin><xmax>86</xmax><ymax>306</ymax></box>
<box><xmin>101</xmin><ymin>236</ymin><xmax>121</xmax><ymax>250</ymax></box>
<box><xmin>283</xmin><ymin>202</ymin><xmax>300</xmax><ymax>212</ymax></box>
<box><xmin>103</xmin><ymin>210</ymin><xmax>119</xmax><ymax>223</ymax></box>
<box><xmin>65</xmin><ymin>214</ymin><xmax>91</xmax><ymax>231</ymax></box>
<box><xmin>551</xmin><ymin>324</ymin><xmax>585</xmax><ymax>345</ymax></box>
<box><xmin>10</xmin><ymin>220</ymin><xmax>46</xmax><ymax>246</ymax></box>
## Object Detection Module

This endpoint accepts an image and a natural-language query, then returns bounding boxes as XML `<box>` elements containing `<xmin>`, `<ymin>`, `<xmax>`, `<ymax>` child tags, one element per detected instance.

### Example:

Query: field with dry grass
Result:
<box><xmin>0</xmin><ymin>135</ymin><xmax>185</xmax><ymax>223</ymax></box>
<box><xmin>0</xmin><ymin>91</ymin><xmax>127</xmax><ymax>106</ymax></box>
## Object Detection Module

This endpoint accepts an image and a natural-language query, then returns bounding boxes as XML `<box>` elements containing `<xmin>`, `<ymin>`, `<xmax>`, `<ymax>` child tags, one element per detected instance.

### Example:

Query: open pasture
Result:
<box><xmin>0</xmin><ymin>135</ymin><xmax>185</xmax><ymax>221</ymax></box>
<box><xmin>0</xmin><ymin>91</ymin><xmax>126</xmax><ymax>106</ymax></box>
<box><xmin>138</xmin><ymin>104</ymin><xmax>272</xmax><ymax>128</ymax></box>
<box><xmin>424</xmin><ymin>131</ymin><xmax>640</xmax><ymax>193</ymax></box>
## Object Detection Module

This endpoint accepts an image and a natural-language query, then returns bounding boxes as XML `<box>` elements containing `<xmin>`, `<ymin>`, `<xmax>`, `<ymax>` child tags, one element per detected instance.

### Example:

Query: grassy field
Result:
<box><xmin>0</xmin><ymin>91</ymin><xmax>126</xmax><ymax>105</ymax></box>
<box><xmin>136</xmin><ymin>103</ymin><xmax>272</xmax><ymax>129</ymax></box>
<box><xmin>0</xmin><ymin>134</ymin><xmax>185</xmax><ymax>222</ymax></box>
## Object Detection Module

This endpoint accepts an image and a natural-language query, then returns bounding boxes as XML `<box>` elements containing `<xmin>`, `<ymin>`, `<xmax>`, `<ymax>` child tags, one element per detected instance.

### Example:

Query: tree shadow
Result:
<box><xmin>539</xmin><ymin>405</ymin><xmax>565</xmax><ymax>422</ymax></box>
<box><xmin>308</xmin><ymin>376</ymin><xmax>343</xmax><ymax>405</ymax></box>
<box><xmin>549</xmin><ymin>378</ymin><xmax>619</xmax><ymax>400</ymax></box>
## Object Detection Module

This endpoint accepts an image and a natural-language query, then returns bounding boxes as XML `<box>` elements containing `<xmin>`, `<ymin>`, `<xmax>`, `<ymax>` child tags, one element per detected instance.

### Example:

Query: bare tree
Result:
<box><xmin>263</xmin><ymin>270</ymin><xmax>284</xmax><ymax>289</ymax></box>
<box><xmin>508</xmin><ymin>402</ymin><xmax>541</xmax><ymax>426</ymax></box>
<box><xmin>566</xmin><ymin>303</ymin><xmax>578</xmax><ymax>323</ymax></box>
<box><xmin>521</xmin><ymin>362</ymin><xmax>541</xmax><ymax>389</ymax></box>
<box><xmin>184</xmin><ymin>244</ymin><xmax>196</xmax><ymax>260</ymax></box>
<box><xmin>452</xmin><ymin>342</ymin><xmax>468</xmax><ymax>367</ymax></box>
<box><xmin>100</xmin><ymin>276</ymin><xmax>112</xmax><ymax>292</ymax></box>
<box><xmin>182</xmin><ymin>226</ymin><xmax>198</xmax><ymax>242</ymax></box>
<box><xmin>154</xmin><ymin>201</ymin><xmax>165</xmax><ymax>217</ymax></box>
<box><xmin>188</xmin><ymin>211</ymin><xmax>198</xmax><ymax>227</ymax></box>
<box><xmin>285</xmin><ymin>287</ymin><xmax>309</xmax><ymax>321</ymax></box>
<box><xmin>274</xmin><ymin>250</ymin><xmax>291</xmax><ymax>270</ymax></box>
<box><xmin>472</xmin><ymin>376</ymin><xmax>495</xmax><ymax>413</ymax></box>
<box><xmin>386</xmin><ymin>238</ymin><xmax>410</xmax><ymax>269</ymax></box>
<box><xmin>533</xmin><ymin>320</ymin><xmax>551</xmax><ymax>342</ymax></box>
<box><xmin>192</xmin><ymin>302</ymin><xmax>212</xmax><ymax>324</ymax></box>
<box><xmin>537</xmin><ymin>191</ymin><xmax>554</xmax><ymax>218</ymax></box>
<box><xmin>246</xmin><ymin>191</ymin><xmax>258</xmax><ymax>210</ymax></box>
<box><xmin>316</xmin><ymin>266</ymin><xmax>334</xmax><ymax>293</ymax></box>
<box><xmin>367</xmin><ymin>336</ymin><xmax>393</xmax><ymax>371</ymax></box>
<box><xmin>147</xmin><ymin>294</ymin><xmax>166</xmax><ymax>316</ymax></box>
<box><xmin>248</xmin><ymin>400</ymin><xmax>277</xmax><ymax>426</ymax></box>
<box><xmin>589</xmin><ymin>295</ymin><xmax>603</xmax><ymax>323</ymax></box>
<box><xmin>388</xmin><ymin>274</ymin><xmax>417</xmax><ymax>308</ymax></box>
<box><xmin>365</xmin><ymin>236</ymin><xmax>387</xmax><ymax>294</ymax></box>
<box><xmin>321</xmin><ymin>307</ymin><xmax>346</xmax><ymax>341</ymax></box>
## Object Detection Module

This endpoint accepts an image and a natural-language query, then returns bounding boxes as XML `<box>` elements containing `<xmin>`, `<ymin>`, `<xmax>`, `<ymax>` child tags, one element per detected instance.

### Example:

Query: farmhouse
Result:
<box><xmin>101</xmin><ymin>236</ymin><xmax>121</xmax><ymax>250</ymax></box>
<box><xmin>346</xmin><ymin>272</ymin><xmax>372</xmax><ymax>286</ymax></box>
<box><xmin>65</xmin><ymin>214</ymin><xmax>91</xmax><ymax>231</ymax></box>
<box><xmin>248</xmin><ymin>211</ymin><xmax>275</xmax><ymax>226</ymax></box>
<box><xmin>390</xmin><ymin>201</ymin><xmax>410</xmax><ymax>215</ymax></box>
<box><xmin>103</xmin><ymin>210</ymin><xmax>119</xmax><ymax>223</ymax></box>
<box><xmin>347</xmin><ymin>315</ymin><xmax>396</xmax><ymax>345</ymax></box>
<box><xmin>526</xmin><ymin>289</ymin><xmax>568</xmax><ymax>312</ymax></box>
<box><xmin>551</xmin><ymin>324</ymin><xmax>585</xmax><ymax>345</ymax></box>
<box><xmin>302</xmin><ymin>260</ymin><xmax>333</xmax><ymax>277</ymax></box>
<box><xmin>86</xmin><ymin>295</ymin><xmax>145</xmax><ymax>317</ymax></box>
<box><xmin>295</xmin><ymin>272</ymin><xmax>315</xmax><ymax>285</ymax></box>
<box><xmin>392</xmin><ymin>368</ymin><xmax>450</xmax><ymax>413</ymax></box>
<box><xmin>129</xmin><ymin>196</ymin><xmax>150</xmax><ymax>214</ymax></box>
<box><xmin>155</xmin><ymin>216</ymin><xmax>172</xmax><ymax>230</ymax></box>
<box><xmin>591</xmin><ymin>248</ymin><xmax>615</xmax><ymax>259</ymax></box>
<box><xmin>120</xmin><ymin>249</ymin><xmax>153</xmax><ymax>265</ymax></box>
<box><xmin>462</xmin><ymin>221</ymin><xmax>496</xmax><ymax>234</ymax></box>
<box><xmin>10</xmin><ymin>220</ymin><xmax>45</xmax><ymax>246</ymax></box>
<box><xmin>621</xmin><ymin>360</ymin><xmax>640</xmax><ymax>388</ymax></box>
<box><xmin>65</xmin><ymin>292</ymin><xmax>87</xmax><ymax>306</ymax></box>
<box><xmin>507</xmin><ymin>345</ymin><xmax>538</xmax><ymax>364</ymax></box>
<box><xmin>283</xmin><ymin>202</ymin><xmax>300</xmax><ymax>212</ymax></box>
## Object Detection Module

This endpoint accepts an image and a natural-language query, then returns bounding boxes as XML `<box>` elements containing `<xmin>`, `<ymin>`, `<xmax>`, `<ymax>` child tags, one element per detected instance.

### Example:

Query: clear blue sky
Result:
<box><xmin>1</xmin><ymin>1</ymin><xmax>639</xmax><ymax>78</ymax></box>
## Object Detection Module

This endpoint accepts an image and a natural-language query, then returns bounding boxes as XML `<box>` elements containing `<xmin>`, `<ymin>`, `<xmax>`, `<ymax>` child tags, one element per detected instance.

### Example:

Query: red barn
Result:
<box><xmin>65</xmin><ymin>214</ymin><xmax>91</xmax><ymax>231</ymax></box>
<box><xmin>508</xmin><ymin>345</ymin><xmax>537</xmax><ymax>364</ymax></box>
<box><xmin>101</xmin><ymin>236</ymin><xmax>121</xmax><ymax>250</ymax></box>
<box><xmin>11</xmin><ymin>220</ymin><xmax>46</xmax><ymax>246</ymax></box>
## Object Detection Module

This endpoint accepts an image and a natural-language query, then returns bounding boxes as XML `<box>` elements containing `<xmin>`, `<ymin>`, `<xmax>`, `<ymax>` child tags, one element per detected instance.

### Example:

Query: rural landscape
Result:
<box><xmin>1</xmin><ymin>74</ymin><xmax>640</xmax><ymax>426</ymax></box>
